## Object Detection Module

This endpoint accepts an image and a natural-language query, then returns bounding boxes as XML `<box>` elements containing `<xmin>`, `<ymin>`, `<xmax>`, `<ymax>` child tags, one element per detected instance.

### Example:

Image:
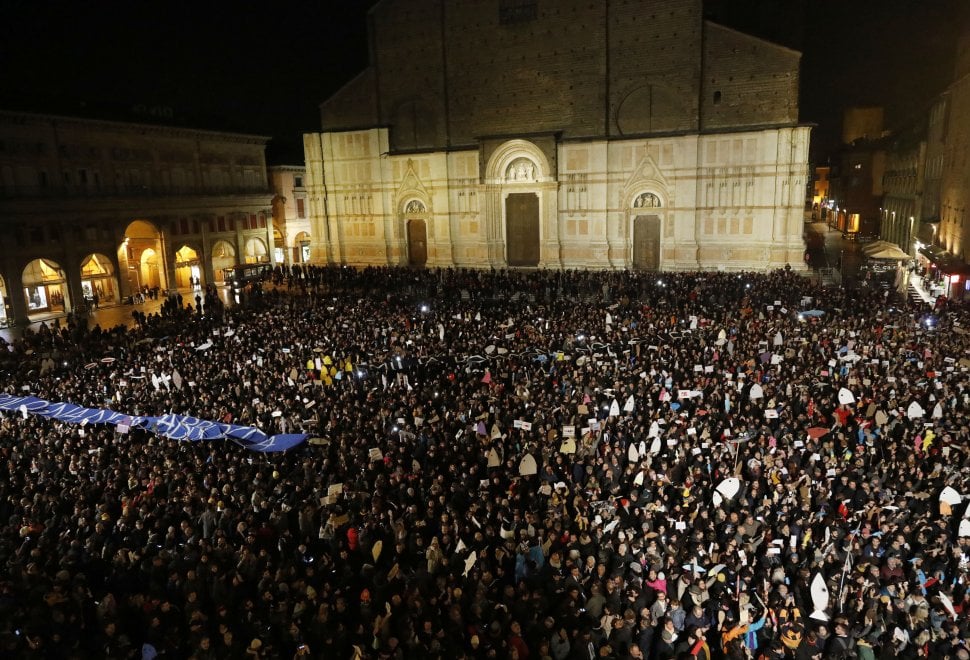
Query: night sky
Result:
<box><xmin>0</xmin><ymin>0</ymin><xmax>965</xmax><ymax>163</ymax></box>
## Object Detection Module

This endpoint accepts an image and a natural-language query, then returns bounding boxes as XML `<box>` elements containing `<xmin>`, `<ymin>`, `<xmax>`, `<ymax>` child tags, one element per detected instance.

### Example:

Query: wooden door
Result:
<box><xmin>506</xmin><ymin>193</ymin><xmax>540</xmax><ymax>267</ymax></box>
<box><xmin>407</xmin><ymin>219</ymin><xmax>427</xmax><ymax>266</ymax></box>
<box><xmin>632</xmin><ymin>215</ymin><xmax>661</xmax><ymax>270</ymax></box>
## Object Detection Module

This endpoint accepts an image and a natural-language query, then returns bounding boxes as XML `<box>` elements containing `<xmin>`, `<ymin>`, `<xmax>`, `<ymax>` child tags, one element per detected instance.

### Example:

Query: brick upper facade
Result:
<box><xmin>321</xmin><ymin>0</ymin><xmax>800</xmax><ymax>149</ymax></box>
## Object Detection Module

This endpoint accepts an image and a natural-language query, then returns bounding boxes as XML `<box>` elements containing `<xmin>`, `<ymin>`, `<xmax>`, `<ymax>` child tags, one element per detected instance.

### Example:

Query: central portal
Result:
<box><xmin>632</xmin><ymin>214</ymin><xmax>661</xmax><ymax>270</ymax></box>
<box><xmin>505</xmin><ymin>193</ymin><xmax>539</xmax><ymax>267</ymax></box>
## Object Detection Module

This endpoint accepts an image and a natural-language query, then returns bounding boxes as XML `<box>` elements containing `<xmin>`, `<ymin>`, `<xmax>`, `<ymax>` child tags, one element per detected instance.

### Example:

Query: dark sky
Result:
<box><xmin>0</xmin><ymin>0</ymin><xmax>965</xmax><ymax>163</ymax></box>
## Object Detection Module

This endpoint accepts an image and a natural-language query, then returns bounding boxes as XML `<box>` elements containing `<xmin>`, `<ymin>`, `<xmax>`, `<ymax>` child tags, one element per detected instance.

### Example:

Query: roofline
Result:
<box><xmin>0</xmin><ymin>109</ymin><xmax>272</xmax><ymax>143</ymax></box>
<box><xmin>317</xmin><ymin>68</ymin><xmax>375</xmax><ymax>111</ymax></box>
<box><xmin>704</xmin><ymin>20</ymin><xmax>803</xmax><ymax>59</ymax></box>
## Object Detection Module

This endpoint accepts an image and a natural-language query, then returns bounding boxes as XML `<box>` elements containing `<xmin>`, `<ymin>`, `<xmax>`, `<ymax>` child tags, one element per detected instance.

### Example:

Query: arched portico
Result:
<box><xmin>244</xmin><ymin>237</ymin><xmax>268</xmax><ymax>264</ymax></box>
<box><xmin>22</xmin><ymin>258</ymin><xmax>70</xmax><ymax>320</ymax></box>
<box><xmin>80</xmin><ymin>253</ymin><xmax>120</xmax><ymax>305</ymax></box>
<box><xmin>174</xmin><ymin>244</ymin><xmax>203</xmax><ymax>289</ymax></box>
<box><xmin>211</xmin><ymin>240</ymin><xmax>237</xmax><ymax>283</ymax></box>
<box><xmin>120</xmin><ymin>220</ymin><xmax>168</xmax><ymax>296</ymax></box>
<box><xmin>294</xmin><ymin>232</ymin><xmax>311</xmax><ymax>264</ymax></box>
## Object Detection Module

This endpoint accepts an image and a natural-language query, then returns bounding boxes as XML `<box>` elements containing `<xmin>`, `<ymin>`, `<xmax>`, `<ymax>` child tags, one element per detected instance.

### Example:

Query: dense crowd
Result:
<box><xmin>1</xmin><ymin>266</ymin><xmax>969</xmax><ymax>660</ymax></box>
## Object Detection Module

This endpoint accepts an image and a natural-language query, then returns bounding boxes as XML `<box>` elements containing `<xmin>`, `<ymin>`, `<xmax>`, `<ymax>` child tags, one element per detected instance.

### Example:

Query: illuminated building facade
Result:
<box><xmin>304</xmin><ymin>0</ymin><xmax>810</xmax><ymax>272</ymax></box>
<box><xmin>269</xmin><ymin>166</ymin><xmax>312</xmax><ymax>265</ymax></box>
<box><xmin>0</xmin><ymin>111</ymin><xmax>274</xmax><ymax>326</ymax></box>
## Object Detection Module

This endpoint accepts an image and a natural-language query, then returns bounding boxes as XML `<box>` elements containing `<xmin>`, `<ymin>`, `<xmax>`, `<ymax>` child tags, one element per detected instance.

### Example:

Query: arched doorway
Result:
<box><xmin>120</xmin><ymin>220</ymin><xmax>167</xmax><ymax>295</ymax></box>
<box><xmin>211</xmin><ymin>240</ymin><xmax>237</xmax><ymax>283</ymax></box>
<box><xmin>272</xmin><ymin>226</ymin><xmax>286</xmax><ymax>264</ymax></box>
<box><xmin>407</xmin><ymin>219</ymin><xmax>428</xmax><ymax>266</ymax></box>
<box><xmin>482</xmin><ymin>142</ymin><xmax>555</xmax><ymax>268</ymax></box>
<box><xmin>244</xmin><ymin>237</ymin><xmax>268</xmax><ymax>264</ymax></box>
<box><xmin>632</xmin><ymin>216</ymin><xmax>661</xmax><ymax>270</ymax></box>
<box><xmin>401</xmin><ymin>199</ymin><xmax>429</xmax><ymax>266</ymax></box>
<box><xmin>294</xmin><ymin>231</ymin><xmax>311</xmax><ymax>263</ymax></box>
<box><xmin>174</xmin><ymin>245</ymin><xmax>202</xmax><ymax>289</ymax></box>
<box><xmin>0</xmin><ymin>274</ymin><xmax>8</xmax><ymax>325</ymax></box>
<box><xmin>140</xmin><ymin>248</ymin><xmax>162</xmax><ymax>290</ymax></box>
<box><xmin>631</xmin><ymin>192</ymin><xmax>663</xmax><ymax>271</ymax></box>
<box><xmin>80</xmin><ymin>253</ymin><xmax>119</xmax><ymax>306</ymax></box>
<box><xmin>22</xmin><ymin>258</ymin><xmax>69</xmax><ymax>318</ymax></box>
<box><xmin>506</xmin><ymin>191</ymin><xmax>540</xmax><ymax>267</ymax></box>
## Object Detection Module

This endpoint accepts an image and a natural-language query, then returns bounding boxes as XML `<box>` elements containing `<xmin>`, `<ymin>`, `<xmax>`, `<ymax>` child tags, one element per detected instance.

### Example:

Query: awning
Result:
<box><xmin>867</xmin><ymin>245</ymin><xmax>910</xmax><ymax>260</ymax></box>
<box><xmin>918</xmin><ymin>246</ymin><xmax>970</xmax><ymax>275</ymax></box>
<box><xmin>862</xmin><ymin>240</ymin><xmax>903</xmax><ymax>257</ymax></box>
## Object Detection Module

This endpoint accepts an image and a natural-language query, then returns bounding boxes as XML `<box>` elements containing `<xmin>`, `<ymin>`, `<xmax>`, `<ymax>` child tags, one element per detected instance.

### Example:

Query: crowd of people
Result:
<box><xmin>0</xmin><ymin>265</ymin><xmax>969</xmax><ymax>660</ymax></box>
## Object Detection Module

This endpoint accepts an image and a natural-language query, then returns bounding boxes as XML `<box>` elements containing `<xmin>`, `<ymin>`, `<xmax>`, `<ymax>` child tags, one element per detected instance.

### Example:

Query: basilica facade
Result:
<box><xmin>304</xmin><ymin>0</ymin><xmax>810</xmax><ymax>271</ymax></box>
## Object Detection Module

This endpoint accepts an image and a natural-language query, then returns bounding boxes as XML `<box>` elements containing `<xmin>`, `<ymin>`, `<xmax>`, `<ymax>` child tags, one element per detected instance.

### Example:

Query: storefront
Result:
<box><xmin>917</xmin><ymin>244</ymin><xmax>970</xmax><ymax>301</ymax></box>
<box><xmin>21</xmin><ymin>259</ymin><xmax>69</xmax><ymax>317</ymax></box>
<box><xmin>80</xmin><ymin>253</ymin><xmax>119</xmax><ymax>305</ymax></box>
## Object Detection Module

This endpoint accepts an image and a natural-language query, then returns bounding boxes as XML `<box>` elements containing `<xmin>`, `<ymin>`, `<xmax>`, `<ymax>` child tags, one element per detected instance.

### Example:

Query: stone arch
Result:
<box><xmin>79</xmin><ymin>253</ymin><xmax>120</xmax><ymax>305</ymax></box>
<box><xmin>211</xmin><ymin>240</ymin><xmax>237</xmax><ymax>283</ymax></box>
<box><xmin>244</xmin><ymin>237</ymin><xmax>268</xmax><ymax>264</ymax></box>
<box><xmin>173</xmin><ymin>243</ymin><xmax>204</xmax><ymax>289</ymax></box>
<box><xmin>139</xmin><ymin>248</ymin><xmax>163</xmax><ymax>290</ymax></box>
<box><xmin>294</xmin><ymin>232</ymin><xmax>311</xmax><ymax>263</ymax></box>
<box><xmin>22</xmin><ymin>258</ymin><xmax>70</xmax><ymax>318</ymax></box>
<box><xmin>120</xmin><ymin>219</ymin><xmax>168</xmax><ymax>294</ymax></box>
<box><xmin>484</xmin><ymin>140</ymin><xmax>556</xmax><ymax>267</ymax></box>
<box><xmin>484</xmin><ymin>139</ymin><xmax>552</xmax><ymax>185</ymax></box>
<box><xmin>615</xmin><ymin>82</ymin><xmax>691</xmax><ymax>135</ymax></box>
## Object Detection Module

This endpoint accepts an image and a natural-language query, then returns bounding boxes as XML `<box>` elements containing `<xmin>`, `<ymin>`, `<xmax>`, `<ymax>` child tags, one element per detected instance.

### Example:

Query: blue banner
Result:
<box><xmin>0</xmin><ymin>393</ymin><xmax>307</xmax><ymax>452</ymax></box>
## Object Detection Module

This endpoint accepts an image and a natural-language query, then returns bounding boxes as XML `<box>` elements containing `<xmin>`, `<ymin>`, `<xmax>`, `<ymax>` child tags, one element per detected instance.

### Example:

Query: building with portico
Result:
<box><xmin>0</xmin><ymin>110</ymin><xmax>275</xmax><ymax>326</ymax></box>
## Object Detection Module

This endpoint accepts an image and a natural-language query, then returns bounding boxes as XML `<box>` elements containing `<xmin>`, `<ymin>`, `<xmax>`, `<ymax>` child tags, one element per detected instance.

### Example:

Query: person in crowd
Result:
<box><xmin>0</xmin><ymin>265</ymin><xmax>968</xmax><ymax>659</ymax></box>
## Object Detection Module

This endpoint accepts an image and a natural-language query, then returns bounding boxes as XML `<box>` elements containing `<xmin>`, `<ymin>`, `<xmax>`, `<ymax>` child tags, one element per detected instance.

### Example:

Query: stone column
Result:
<box><xmin>265</xmin><ymin>211</ymin><xmax>277</xmax><ymax>267</ymax></box>
<box><xmin>159</xmin><ymin>225</ymin><xmax>177</xmax><ymax>293</ymax></box>
<box><xmin>200</xmin><ymin>215</ymin><xmax>215</xmax><ymax>285</ymax></box>
<box><xmin>2</xmin><ymin>259</ymin><xmax>29</xmax><ymax>327</ymax></box>
<box><xmin>63</xmin><ymin>254</ymin><xmax>84</xmax><ymax>314</ymax></box>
